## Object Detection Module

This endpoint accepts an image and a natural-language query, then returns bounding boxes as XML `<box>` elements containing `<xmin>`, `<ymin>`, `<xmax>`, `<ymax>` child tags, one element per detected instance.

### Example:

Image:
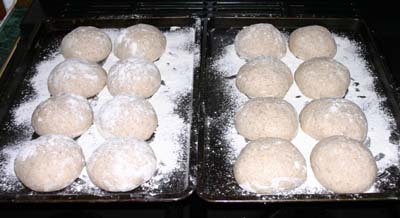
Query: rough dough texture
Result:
<box><xmin>14</xmin><ymin>135</ymin><xmax>85</xmax><ymax>192</ymax></box>
<box><xmin>295</xmin><ymin>57</ymin><xmax>350</xmax><ymax>99</ymax></box>
<box><xmin>236</xmin><ymin>57</ymin><xmax>293</xmax><ymax>98</ymax></box>
<box><xmin>108</xmin><ymin>57</ymin><xmax>161</xmax><ymax>98</ymax></box>
<box><xmin>87</xmin><ymin>137</ymin><xmax>157</xmax><ymax>192</ymax></box>
<box><xmin>61</xmin><ymin>26</ymin><xmax>112</xmax><ymax>62</ymax></box>
<box><xmin>234</xmin><ymin>23</ymin><xmax>286</xmax><ymax>60</ymax></box>
<box><xmin>114</xmin><ymin>24</ymin><xmax>166</xmax><ymax>61</ymax></box>
<box><xmin>289</xmin><ymin>25</ymin><xmax>337</xmax><ymax>60</ymax></box>
<box><xmin>234</xmin><ymin>138</ymin><xmax>307</xmax><ymax>194</ymax></box>
<box><xmin>311</xmin><ymin>136</ymin><xmax>377</xmax><ymax>193</ymax></box>
<box><xmin>48</xmin><ymin>58</ymin><xmax>107</xmax><ymax>98</ymax></box>
<box><xmin>95</xmin><ymin>95</ymin><xmax>158</xmax><ymax>140</ymax></box>
<box><xmin>31</xmin><ymin>93</ymin><xmax>93</xmax><ymax>138</ymax></box>
<box><xmin>235</xmin><ymin>97</ymin><xmax>298</xmax><ymax>140</ymax></box>
<box><xmin>300</xmin><ymin>98</ymin><xmax>368</xmax><ymax>141</ymax></box>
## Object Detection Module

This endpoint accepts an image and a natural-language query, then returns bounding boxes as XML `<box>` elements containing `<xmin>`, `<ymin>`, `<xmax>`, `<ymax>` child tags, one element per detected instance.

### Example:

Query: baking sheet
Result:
<box><xmin>197</xmin><ymin>17</ymin><xmax>400</xmax><ymax>202</ymax></box>
<box><xmin>0</xmin><ymin>17</ymin><xmax>201</xmax><ymax>202</ymax></box>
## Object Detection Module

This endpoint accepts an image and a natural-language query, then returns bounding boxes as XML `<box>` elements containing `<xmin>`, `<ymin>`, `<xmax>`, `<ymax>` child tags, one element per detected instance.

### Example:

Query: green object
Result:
<box><xmin>0</xmin><ymin>8</ymin><xmax>27</xmax><ymax>69</ymax></box>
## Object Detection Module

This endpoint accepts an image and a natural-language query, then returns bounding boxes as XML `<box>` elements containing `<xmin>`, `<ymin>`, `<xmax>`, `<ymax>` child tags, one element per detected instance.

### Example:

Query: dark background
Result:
<box><xmin>1</xmin><ymin>0</ymin><xmax>400</xmax><ymax>217</ymax></box>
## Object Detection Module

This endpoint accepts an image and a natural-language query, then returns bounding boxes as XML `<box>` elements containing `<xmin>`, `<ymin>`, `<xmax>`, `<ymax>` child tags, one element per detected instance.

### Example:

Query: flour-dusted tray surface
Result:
<box><xmin>0</xmin><ymin>17</ymin><xmax>200</xmax><ymax>202</ymax></box>
<box><xmin>197</xmin><ymin>18</ymin><xmax>400</xmax><ymax>202</ymax></box>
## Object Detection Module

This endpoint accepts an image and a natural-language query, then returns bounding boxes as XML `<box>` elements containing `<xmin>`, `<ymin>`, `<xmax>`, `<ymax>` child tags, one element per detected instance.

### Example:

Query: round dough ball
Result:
<box><xmin>236</xmin><ymin>57</ymin><xmax>293</xmax><ymax>98</ymax></box>
<box><xmin>295</xmin><ymin>58</ymin><xmax>350</xmax><ymax>99</ymax></box>
<box><xmin>289</xmin><ymin>25</ymin><xmax>337</xmax><ymax>60</ymax></box>
<box><xmin>114</xmin><ymin>24</ymin><xmax>166</xmax><ymax>61</ymax></box>
<box><xmin>32</xmin><ymin>93</ymin><xmax>93</xmax><ymax>138</ymax></box>
<box><xmin>300</xmin><ymin>98</ymin><xmax>368</xmax><ymax>141</ymax></box>
<box><xmin>48</xmin><ymin>58</ymin><xmax>107</xmax><ymax>98</ymax></box>
<box><xmin>234</xmin><ymin>138</ymin><xmax>307</xmax><ymax>194</ymax></box>
<box><xmin>14</xmin><ymin>135</ymin><xmax>85</xmax><ymax>192</ymax></box>
<box><xmin>234</xmin><ymin>23</ymin><xmax>286</xmax><ymax>60</ymax></box>
<box><xmin>311</xmin><ymin>136</ymin><xmax>377</xmax><ymax>193</ymax></box>
<box><xmin>95</xmin><ymin>95</ymin><xmax>158</xmax><ymax>140</ymax></box>
<box><xmin>87</xmin><ymin>137</ymin><xmax>157</xmax><ymax>192</ymax></box>
<box><xmin>235</xmin><ymin>97</ymin><xmax>298</xmax><ymax>140</ymax></box>
<box><xmin>107</xmin><ymin>57</ymin><xmax>161</xmax><ymax>98</ymax></box>
<box><xmin>61</xmin><ymin>26</ymin><xmax>112</xmax><ymax>62</ymax></box>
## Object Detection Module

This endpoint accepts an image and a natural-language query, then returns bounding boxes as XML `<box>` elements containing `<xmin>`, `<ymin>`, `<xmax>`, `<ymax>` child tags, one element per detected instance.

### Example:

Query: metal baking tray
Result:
<box><xmin>196</xmin><ymin>17</ymin><xmax>400</xmax><ymax>202</ymax></box>
<box><xmin>0</xmin><ymin>16</ymin><xmax>202</xmax><ymax>202</ymax></box>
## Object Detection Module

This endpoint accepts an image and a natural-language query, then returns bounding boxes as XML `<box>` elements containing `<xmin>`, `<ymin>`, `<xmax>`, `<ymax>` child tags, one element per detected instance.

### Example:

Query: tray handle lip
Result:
<box><xmin>196</xmin><ymin>190</ymin><xmax>400</xmax><ymax>203</ymax></box>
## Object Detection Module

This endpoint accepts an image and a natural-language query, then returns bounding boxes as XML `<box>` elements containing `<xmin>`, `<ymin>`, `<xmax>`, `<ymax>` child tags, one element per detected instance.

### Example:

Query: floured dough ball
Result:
<box><xmin>236</xmin><ymin>57</ymin><xmax>293</xmax><ymax>98</ymax></box>
<box><xmin>311</xmin><ymin>136</ymin><xmax>377</xmax><ymax>193</ymax></box>
<box><xmin>48</xmin><ymin>58</ymin><xmax>107</xmax><ymax>98</ymax></box>
<box><xmin>235</xmin><ymin>97</ymin><xmax>298</xmax><ymax>140</ymax></box>
<box><xmin>295</xmin><ymin>57</ymin><xmax>350</xmax><ymax>99</ymax></box>
<box><xmin>108</xmin><ymin>57</ymin><xmax>161</xmax><ymax>98</ymax></box>
<box><xmin>300</xmin><ymin>98</ymin><xmax>368</xmax><ymax>141</ymax></box>
<box><xmin>234</xmin><ymin>23</ymin><xmax>286</xmax><ymax>60</ymax></box>
<box><xmin>114</xmin><ymin>24</ymin><xmax>166</xmax><ymax>61</ymax></box>
<box><xmin>32</xmin><ymin>93</ymin><xmax>93</xmax><ymax>138</ymax></box>
<box><xmin>14</xmin><ymin>135</ymin><xmax>85</xmax><ymax>192</ymax></box>
<box><xmin>234</xmin><ymin>138</ymin><xmax>307</xmax><ymax>194</ymax></box>
<box><xmin>87</xmin><ymin>137</ymin><xmax>157</xmax><ymax>192</ymax></box>
<box><xmin>61</xmin><ymin>26</ymin><xmax>112</xmax><ymax>62</ymax></box>
<box><xmin>289</xmin><ymin>25</ymin><xmax>337</xmax><ymax>60</ymax></box>
<box><xmin>95</xmin><ymin>95</ymin><xmax>157</xmax><ymax>140</ymax></box>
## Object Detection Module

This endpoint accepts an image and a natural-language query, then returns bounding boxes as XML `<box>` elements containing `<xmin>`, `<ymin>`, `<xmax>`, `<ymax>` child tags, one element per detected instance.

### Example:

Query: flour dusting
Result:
<box><xmin>211</xmin><ymin>32</ymin><xmax>399</xmax><ymax>197</ymax></box>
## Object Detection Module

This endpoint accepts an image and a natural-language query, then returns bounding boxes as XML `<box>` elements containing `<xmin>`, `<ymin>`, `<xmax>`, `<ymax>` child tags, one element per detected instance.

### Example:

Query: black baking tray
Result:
<box><xmin>196</xmin><ymin>17</ymin><xmax>400</xmax><ymax>202</ymax></box>
<box><xmin>0</xmin><ymin>15</ymin><xmax>203</xmax><ymax>202</ymax></box>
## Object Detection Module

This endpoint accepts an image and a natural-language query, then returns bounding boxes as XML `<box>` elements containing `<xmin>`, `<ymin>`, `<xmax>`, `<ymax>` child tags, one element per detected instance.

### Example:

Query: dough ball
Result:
<box><xmin>14</xmin><ymin>135</ymin><xmax>85</xmax><ymax>192</ymax></box>
<box><xmin>300</xmin><ymin>98</ymin><xmax>368</xmax><ymax>141</ymax></box>
<box><xmin>234</xmin><ymin>138</ymin><xmax>307</xmax><ymax>194</ymax></box>
<box><xmin>87</xmin><ymin>137</ymin><xmax>157</xmax><ymax>192</ymax></box>
<box><xmin>32</xmin><ymin>93</ymin><xmax>93</xmax><ymax>138</ymax></box>
<box><xmin>107</xmin><ymin>57</ymin><xmax>161</xmax><ymax>98</ymax></box>
<box><xmin>48</xmin><ymin>58</ymin><xmax>107</xmax><ymax>98</ymax></box>
<box><xmin>295</xmin><ymin>57</ymin><xmax>350</xmax><ymax>99</ymax></box>
<box><xmin>234</xmin><ymin>23</ymin><xmax>286</xmax><ymax>60</ymax></box>
<box><xmin>114</xmin><ymin>24</ymin><xmax>166</xmax><ymax>61</ymax></box>
<box><xmin>236</xmin><ymin>57</ymin><xmax>293</xmax><ymax>98</ymax></box>
<box><xmin>311</xmin><ymin>136</ymin><xmax>377</xmax><ymax>193</ymax></box>
<box><xmin>289</xmin><ymin>25</ymin><xmax>337</xmax><ymax>60</ymax></box>
<box><xmin>95</xmin><ymin>95</ymin><xmax>157</xmax><ymax>140</ymax></box>
<box><xmin>235</xmin><ymin>97</ymin><xmax>298</xmax><ymax>140</ymax></box>
<box><xmin>61</xmin><ymin>26</ymin><xmax>112</xmax><ymax>62</ymax></box>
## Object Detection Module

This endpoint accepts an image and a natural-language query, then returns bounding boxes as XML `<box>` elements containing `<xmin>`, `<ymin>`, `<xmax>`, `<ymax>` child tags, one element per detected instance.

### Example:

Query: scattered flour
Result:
<box><xmin>212</xmin><ymin>32</ymin><xmax>399</xmax><ymax>196</ymax></box>
<box><xmin>0</xmin><ymin>25</ymin><xmax>199</xmax><ymax>197</ymax></box>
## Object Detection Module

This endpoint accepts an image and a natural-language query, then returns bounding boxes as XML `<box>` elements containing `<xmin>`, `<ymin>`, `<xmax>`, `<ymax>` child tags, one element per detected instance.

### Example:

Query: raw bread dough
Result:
<box><xmin>95</xmin><ymin>94</ymin><xmax>158</xmax><ymax>140</ymax></box>
<box><xmin>235</xmin><ymin>97</ymin><xmax>298</xmax><ymax>141</ymax></box>
<box><xmin>87</xmin><ymin>137</ymin><xmax>157</xmax><ymax>192</ymax></box>
<box><xmin>107</xmin><ymin>57</ymin><xmax>161</xmax><ymax>98</ymax></box>
<box><xmin>295</xmin><ymin>57</ymin><xmax>350</xmax><ymax>99</ymax></box>
<box><xmin>61</xmin><ymin>26</ymin><xmax>112</xmax><ymax>62</ymax></box>
<box><xmin>234</xmin><ymin>23</ymin><xmax>286</xmax><ymax>60</ymax></box>
<box><xmin>236</xmin><ymin>57</ymin><xmax>293</xmax><ymax>98</ymax></box>
<box><xmin>311</xmin><ymin>135</ymin><xmax>377</xmax><ymax>193</ymax></box>
<box><xmin>48</xmin><ymin>58</ymin><xmax>107</xmax><ymax>98</ymax></box>
<box><xmin>289</xmin><ymin>25</ymin><xmax>337</xmax><ymax>60</ymax></box>
<box><xmin>31</xmin><ymin>93</ymin><xmax>93</xmax><ymax>138</ymax></box>
<box><xmin>234</xmin><ymin>138</ymin><xmax>307</xmax><ymax>194</ymax></box>
<box><xmin>14</xmin><ymin>135</ymin><xmax>85</xmax><ymax>192</ymax></box>
<box><xmin>114</xmin><ymin>24</ymin><xmax>166</xmax><ymax>61</ymax></box>
<box><xmin>299</xmin><ymin>98</ymin><xmax>368</xmax><ymax>141</ymax></box>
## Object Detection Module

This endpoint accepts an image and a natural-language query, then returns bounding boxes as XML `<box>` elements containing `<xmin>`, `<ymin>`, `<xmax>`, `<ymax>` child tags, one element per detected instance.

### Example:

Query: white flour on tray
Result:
<box><xmin>0</xmin><ymin>26</ymin><xmax>199</xmax><ymax>195</ymax></box>
<box><xmin>213</xmin><ymin>33</ymin><xmax>399</xmax><ymax>195</ymax></box>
